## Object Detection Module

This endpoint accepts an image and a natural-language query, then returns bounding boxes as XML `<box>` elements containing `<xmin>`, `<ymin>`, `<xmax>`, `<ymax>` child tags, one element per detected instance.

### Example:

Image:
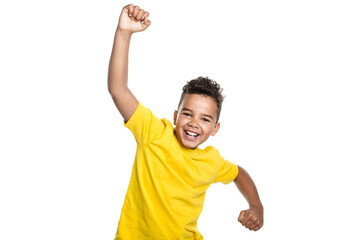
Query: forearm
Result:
<box><xmin>107</xmin><ymin>29</ymin><xmax>138</xmax><ymax>121</ymax></box>
<box><xmin>107</xmin><ymin>5</ymin><xmax>150</xmax><ymax>122</ymax></box>
<box><xmin>108</xmin><ymin>29</ymin><xmax>132</xmax><ymax>96</ymax></box>
<box><xmin>234</xmin><ymin>166</ymin><xmax>263</xmax><ymax>210</ymax></box>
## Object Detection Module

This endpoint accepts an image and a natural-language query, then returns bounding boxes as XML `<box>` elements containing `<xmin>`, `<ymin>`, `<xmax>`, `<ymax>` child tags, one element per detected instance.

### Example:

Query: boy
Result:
<box><xmin>108</xmin><ymin>4</ymin><xmax>263</xmax><ymax>240</ymax></box>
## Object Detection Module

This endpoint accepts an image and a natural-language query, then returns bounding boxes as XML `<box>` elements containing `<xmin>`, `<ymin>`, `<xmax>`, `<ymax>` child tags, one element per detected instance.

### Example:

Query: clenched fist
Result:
<box><xmin>118</xmin><ymin>4</ymin><xmax>151</xmax><ymax>33</ymax></box>
<box><xmin>238</xmin><ymin>206</ymin><xmax>263</xmax><ymax>231</ymax></box>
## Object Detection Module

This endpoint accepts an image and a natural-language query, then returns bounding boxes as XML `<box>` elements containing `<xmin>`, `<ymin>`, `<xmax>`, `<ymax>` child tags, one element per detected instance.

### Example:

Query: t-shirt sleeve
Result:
<box><xmin>214</xmin><ymin>157</ymin><xmax>239</xmax><ymax>184</ymax></box>
<box><xmin>124</xmin><ymin>102</ymin><xmax>166</xmax><ymax>144</ymax></box>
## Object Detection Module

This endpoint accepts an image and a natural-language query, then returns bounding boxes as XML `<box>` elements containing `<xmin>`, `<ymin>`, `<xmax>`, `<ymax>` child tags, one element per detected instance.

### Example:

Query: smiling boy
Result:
<box><xmin>174</xmin><ymin>91</ymin><xmax>221</xmax><ymax>149</ymax></box>
<box><xmin>108</xmin><ymin>4</ymin><xmax>263</xmax><ymax>240</ymax></box>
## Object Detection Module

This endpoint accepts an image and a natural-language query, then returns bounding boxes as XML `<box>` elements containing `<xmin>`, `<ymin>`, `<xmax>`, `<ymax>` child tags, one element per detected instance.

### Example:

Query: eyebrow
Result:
<box><xmin>181</xmin><ymin>108</ymin><xmax>214</xmax><ymax>120</ymax></box>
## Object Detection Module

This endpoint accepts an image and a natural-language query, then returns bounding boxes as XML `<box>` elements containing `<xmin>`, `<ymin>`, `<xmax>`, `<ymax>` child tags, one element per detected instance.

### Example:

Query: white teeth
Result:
<box><xmin>185</xmin><ymin>131</ymin><xmax>199</xmax><ymax>137</ymax></box>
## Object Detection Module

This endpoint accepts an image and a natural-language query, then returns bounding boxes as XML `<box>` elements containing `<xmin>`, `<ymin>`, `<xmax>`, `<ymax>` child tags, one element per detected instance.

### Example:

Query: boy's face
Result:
<box><xmin>173</xmin><ymin>94</ymin><xmax>220</xmax><ymax>149</ymax></box>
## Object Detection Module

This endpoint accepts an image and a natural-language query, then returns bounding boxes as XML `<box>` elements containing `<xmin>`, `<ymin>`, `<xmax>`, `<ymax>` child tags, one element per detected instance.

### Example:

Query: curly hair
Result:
<box><xmin>178</xmin><ymin>76</ymin><xmax>224</xmax><ymax>122</ymax></box>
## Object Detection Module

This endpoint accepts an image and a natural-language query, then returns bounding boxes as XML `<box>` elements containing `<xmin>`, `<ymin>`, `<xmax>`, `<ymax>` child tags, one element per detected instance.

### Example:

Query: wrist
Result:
<box><xmin>250</xmin><ymin>203</ymin><xmax>263</xmax><ymax>212</ymax></box>
<box><xmin>116</xmin><ymin>28</ymin><xmax>133</xmax><ymax>38</ymax></box>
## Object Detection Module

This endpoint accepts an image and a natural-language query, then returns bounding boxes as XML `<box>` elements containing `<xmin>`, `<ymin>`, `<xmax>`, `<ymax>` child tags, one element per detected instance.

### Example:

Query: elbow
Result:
<box><xmin>107</xmin><ymin>81</ymin><xmax>117</xmax><ymax>96</ymax></box>
<box><xmin>108</xmin><ymin>89</ymin><xmax>122</xmax><ymax>100</ymax></box>
<box><xmin>108</xmin><ymin>84</ymin><xmax>128</xmax><ymax>98</ymax></box>
<box><xmin>108</xmin><ymin>86</ymin><xmax>117</xmax><ymax>97</ymax></box>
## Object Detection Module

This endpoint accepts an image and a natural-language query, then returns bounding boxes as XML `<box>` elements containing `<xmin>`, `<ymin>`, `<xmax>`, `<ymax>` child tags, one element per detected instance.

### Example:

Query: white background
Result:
<box><xmin>1</xmin><ymin>0</ymin><xmax>359</xmax><ymax>239</ymax></box>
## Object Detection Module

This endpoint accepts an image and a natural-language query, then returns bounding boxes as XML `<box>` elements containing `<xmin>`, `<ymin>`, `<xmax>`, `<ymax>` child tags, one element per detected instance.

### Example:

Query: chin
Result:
<box><xmin>183</xmin><ymin>142</ymin><xmax>198</xmax><ymax>149</ymax></box>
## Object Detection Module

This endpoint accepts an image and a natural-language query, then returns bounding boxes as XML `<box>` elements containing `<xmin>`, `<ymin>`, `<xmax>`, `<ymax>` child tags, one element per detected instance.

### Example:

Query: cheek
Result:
<box><xmin>201</xmin><ymin>124</ymin><xmax>214</xmax><ymax>135</ymax></box>
<box><xmin>176</xmin><ymin>118</ymin><xmax>187</xmax><ymax>129</ymax></box>
<box><xmin>176</xmin><ymin>117</ymin><xmax>183</xmax><ymax>126</ymax></box>
<box><xmin>178</xmin><ymin>116</ymin><xmax>189</xmax><ymax>125</ymax></box>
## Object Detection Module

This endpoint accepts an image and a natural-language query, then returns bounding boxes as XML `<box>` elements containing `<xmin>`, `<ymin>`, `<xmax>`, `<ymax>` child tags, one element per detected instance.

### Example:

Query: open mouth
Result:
<box><xmin>184</xmin><ymin>130</ymin><xmax>200</xmax><ymax>140</ymax></box>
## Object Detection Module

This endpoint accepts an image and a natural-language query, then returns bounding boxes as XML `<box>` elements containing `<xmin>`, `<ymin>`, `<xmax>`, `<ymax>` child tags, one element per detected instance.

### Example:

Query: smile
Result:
<box><xmin>184</xmin><ymin>130</ymin><xmax>200</xmax><ymax>140</ymax></box>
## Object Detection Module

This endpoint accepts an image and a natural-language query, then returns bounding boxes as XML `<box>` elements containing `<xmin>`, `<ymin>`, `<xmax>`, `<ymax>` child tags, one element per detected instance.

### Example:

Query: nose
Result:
<box><xmin>188</xmin><ymin>120</ymin><xmax>199</xmax><ymax>129</ymax></box>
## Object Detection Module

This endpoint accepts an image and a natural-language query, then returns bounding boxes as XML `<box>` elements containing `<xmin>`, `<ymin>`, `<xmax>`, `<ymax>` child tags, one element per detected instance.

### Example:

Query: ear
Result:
<box><xmin>173</xmin><ymin>110</ymin><xmax>178</xmax><ymax>125</ymax></box>
<box><xmin>211</xmin><ymin>122</ymin><xmax>220</xmax><ymax>136</ymax></box>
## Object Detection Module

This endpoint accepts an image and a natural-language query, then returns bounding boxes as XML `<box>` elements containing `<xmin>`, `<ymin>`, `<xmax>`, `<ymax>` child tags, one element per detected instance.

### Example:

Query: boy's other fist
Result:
<box><xmin>118</xmin><ymin>4</ymin><xmax>151</xmax><ymax>33</ymax></box>
<box><xmin>238</xmin><ymin>207</ymin><xmax>263</xmax><ymax>231</ymax></box>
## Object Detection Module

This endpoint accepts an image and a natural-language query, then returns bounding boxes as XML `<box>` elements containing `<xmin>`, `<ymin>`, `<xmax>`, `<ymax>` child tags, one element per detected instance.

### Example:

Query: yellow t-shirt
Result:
<box><xmin>115</xmin><ymin>103</ymin><xmax>239</xmax><ymax>240</ymax></box>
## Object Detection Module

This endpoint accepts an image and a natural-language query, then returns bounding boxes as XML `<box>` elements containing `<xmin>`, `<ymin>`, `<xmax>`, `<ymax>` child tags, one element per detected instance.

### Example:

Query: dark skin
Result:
<box><xmin>234</xmin><ymin>166</ymin><xmax>264</xmax><ymax>231</ymax></box>
<box><xmin>109</xmin><ymin>4</ymin><xmax>264</xmax><ymax>232</ymax></box>
<box><xmin>173</xmin><ymin>94</ymin><xmax>264</xmax><ymax>231</ymax></box>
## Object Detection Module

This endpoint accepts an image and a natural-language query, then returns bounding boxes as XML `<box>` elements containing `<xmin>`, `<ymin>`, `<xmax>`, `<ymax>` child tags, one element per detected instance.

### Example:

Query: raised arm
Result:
<box><xmin>108</xmin><ymin>4</ymin><xmax>151</xmax><ymax>122</ymax></box>
<box><xmin>234</xmin><ymin>166</ymin><xmax>264</xmax><ymax>231</ymax></box>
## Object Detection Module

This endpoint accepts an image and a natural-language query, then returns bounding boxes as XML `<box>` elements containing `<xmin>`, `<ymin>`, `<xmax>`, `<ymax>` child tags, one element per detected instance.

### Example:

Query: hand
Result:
<box><xmin>238</xmin><ymin>206</ymin><xmax>263</xmax><ymax>231</ymax></box>
<box><xmin>118</xmin><ymin>4</ymin><xmax>151</xmax><ymax>33</ymax></box>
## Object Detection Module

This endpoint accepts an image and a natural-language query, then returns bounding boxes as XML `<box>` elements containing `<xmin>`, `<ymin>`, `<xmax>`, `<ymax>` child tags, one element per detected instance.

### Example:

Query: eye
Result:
<box><xmin>202</xmin><ymin>118</ymin><xmax>210</xmax><ymax>122</ymax></box>
<box><xmin>182</xmin><ymin>112</ymin><xmax>191</xmax><ymax>117</ymax></box>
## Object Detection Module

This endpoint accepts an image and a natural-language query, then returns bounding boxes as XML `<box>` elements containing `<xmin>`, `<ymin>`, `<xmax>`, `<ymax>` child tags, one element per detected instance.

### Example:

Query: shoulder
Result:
<box><xmin>159</xmin><ymin>118</ymin><xmax>176</xmax><ymax>136</ymax></box>
<box><xmin>204</xmin><ymin>146</ymin><xmax>221</xmax><ymax>157</ymax></box>
<box><xmin>125</xmin><ymin>102</ymin><xmax>174</xmax><ymax>144</ymax></box>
